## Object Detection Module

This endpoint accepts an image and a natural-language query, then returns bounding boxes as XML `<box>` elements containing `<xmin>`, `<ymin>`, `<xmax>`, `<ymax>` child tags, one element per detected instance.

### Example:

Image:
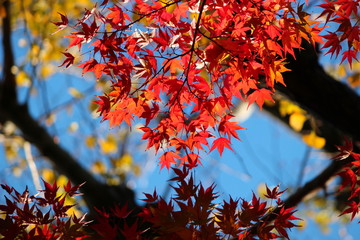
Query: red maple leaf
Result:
<box><xmin>337</xmin><ymin>168</ymin><xmax>357</xmax><ymax>191</ymax></box>
<box><xmin>210</xmin><ymin>137</ymin><xmax>233</xmax><ymax>156</ymax></box>
<box><xmin>339</xmin><ymin>201</ymin><xmax>360</xmax><ymax>221</ymax></box>
<box><xmin>218</xmin><ymin>114</ymin><xmax>244</xmax><ymax>140</ymax></box>
<box><xmin>264</xmin><ymin>185</ymin><xmax>287</xmax><ymax>200</ymax></box>
<box><xmin>332</xmin><ymin>137</ymin><xmax>353</xmax><ymax>160</ymax></box>
<box><xmin>94</xmin><ymin>95</ymin><xmax>111</xmax><ymax>117</ymax></box>
<box><xmin>341</xmin><ymin>50</ymin><xmax>358</xmax><ymax>67</ymax></box>
<box><xmin>274</xmin><ymin>207</ymin><xmax>301</xmax><ymax>239</ymax></box>
<box><xmin>59</xmin><ymin>52</ymin><xmax>75</xmax><ymax>68</ymax></box>
<box><xmin>52</xmin><ymin>12</ymin><xmax>68</xmax><ymax>34</ymax></box>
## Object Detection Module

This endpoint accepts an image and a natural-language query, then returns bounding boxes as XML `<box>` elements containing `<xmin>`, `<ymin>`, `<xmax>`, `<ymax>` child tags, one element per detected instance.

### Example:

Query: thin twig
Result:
<box><xmin>24</xmin><ymin>141</ymin><xmax>42</xmax><ymax>191</ymax></box>
<box><xmin>296</xmin><ymin>146</ymin><xmax>311</xmax><ymax>186</ymax></box>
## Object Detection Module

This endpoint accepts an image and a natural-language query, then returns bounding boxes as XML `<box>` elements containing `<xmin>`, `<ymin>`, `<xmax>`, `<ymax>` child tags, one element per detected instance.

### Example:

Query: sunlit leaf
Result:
<box><xmin>133</xmin><ymin>164</ymin><xmax>141</xmax><ymax>176</ymax></box>
<box><xmin>337</xmin><ymin>65</ymin><xmax>347</xmax><ymax>78</ymax></box>
<box><xmin>56</xmin><ymin>175</ymin><xmax>68</xmax><ymax>187</ymax></box>
<box><xmin>15</xmin><ymin>71</ymin><xmax>31</xmax><ymax>87</ymax></box>
<box><xmin>5</xmin><ymin>145</ymin><xmax>18</xmax><ymax>159</ymax></box>
<box><xmin>302</xmin><ymin>131</ymin><xmax>326</xmax><ymax>149</ymax></box>
<box><xmin>314</xmin><ymin>210</ymin><xmax>331</xmax><ymax>234</ymax></box>
<box><xmin>68</xmin><ymin>87</ymin><xmax>84</xmax><ymax>98</ymax></box>
<box><xmin>42</xmin><ymin>168</ymin><xmax>56</xmax><ymax>183</ymax></box>
<box><xmin>257</xmin><ymin>183</ymin><xmax>267</xmax><ymax>199</ymax></box>
<box><xmin>348</xmin><ymin>72</ymin><xmax>360</xmax><ymax>88</ymax></box>
<box><xmin>289</xmin><ymin>112</ymin><xmax>307</xmax><ymax>132</ymax></box>
<box><xmin>107</xmin><ymin>177</ymin><xmax>121</xmax><ymax>186</ymax></box>
<box><xmin>40</xmin><ymin>65</ymin><xmax>55</xmax><ymax>78</ymax></box>
<box><xmin>85</xmin><ymin>136</ymin><xmax>96</xmax><ymax>148</ymax></box>
<box><xmin>45</xmin><ymin>114</ymin><xmax>56</xmax><ymax>126</ymax></box>
<box><xmin>113</xmin><ymin>153</ymin><xmax>132</xmax><ymax>169</ymax></box>
<box><xmin>99</xmin><ymin>135</ymin><xmax>118</xmax><ymax>154</ymax></box>
<box><xmin>279</xmin><ymin>100</ymin><xmax>305</xmax><ymax>117</ymax></box>
<box><xmin>91</xmin><ymin>160</ymin><xmax>107</xmax><ymax>174</ymax></box>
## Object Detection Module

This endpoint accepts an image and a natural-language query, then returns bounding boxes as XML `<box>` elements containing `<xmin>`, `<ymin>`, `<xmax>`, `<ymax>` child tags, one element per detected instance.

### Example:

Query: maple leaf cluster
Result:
<box><xmin>57</xmin><ymin>0</ymin><xmax>327</xmax><ymax>169</ymax></box>
<box><xmin>318</xmin><ymin>0</ymin><xmax>359</xmax><ymax>66</ymax></box>
<box><xmin>0</xmin><ymin>181</ymin><xmax>88</xmax><ymax>240</ymax></box>
<box><xmin>333</xmin><ymin>139</ymin><xmax>360</xmax><ymax>221</ymax></box>
<box><xmin>91</xmin><ymin>166</ymin><xmax>300</xmax><ymax>239</ymax></box>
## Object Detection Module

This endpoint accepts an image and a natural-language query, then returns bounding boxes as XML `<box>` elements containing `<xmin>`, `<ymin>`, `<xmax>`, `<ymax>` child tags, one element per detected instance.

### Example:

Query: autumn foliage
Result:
<box><xmin>92</xmin><ymin>166</ymin><xmax>300</xmax><ymax>239</ymax></box>
<box><xmin>57</xmin><ymin>0</ymin><xmax>358</xmax><ymax>170</ymax></box>
<box><xmin>1</xmin><ymin>0</ymin><xmax>359</xmax><ymax>239</ymax></box>
<box><xmin>334</xmin><ymin>139</ymin><xmax>360</xmax><ymax>222</ymax></box>
<box><xmin>0</xmin><ymin>181</ymin><xmax>88</xmax><ymax>240</ymax></box>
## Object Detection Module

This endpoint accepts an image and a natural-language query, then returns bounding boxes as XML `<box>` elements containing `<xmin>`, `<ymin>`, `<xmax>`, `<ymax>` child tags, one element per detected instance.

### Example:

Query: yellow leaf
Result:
<box><xmin>100</xmin><ymin>135</ymin><xmax>118</xmax><ymax>154</ymax></box>
<box><xmin>5</xmin><ymin>145</ymin><xmax>17</xmax><ymax>159</ymax></box>
<box><xmin>348</xmin><ymin>72</ymin><xmax>360</xmax><ymax>88</ymax></box>
<box><xmin>42</xmin><ymin>168</ymin><xmax>55</xmax><ymax>183</ymax></box>
<box><xmin>279</xmin><ymin>100</ymin><xmax>304</xmax><ymax>117</ymax></box>
<box><xmin>313</xmin><ymin>197</ymin><xmax>327</xmax><ymax>208</ymax></box>
<box><xmin>112</xmin><ymin>153</ymin><xmax>132</xmax><ymax>172</ymax></box>
<box><xmin>40</xmin><ymin>65</ymin><xmax>54</xmax><ymax>78</ymax></box>
<box><xmin>133</xmin><ymin>164</ymin><xmax>141</xmax><ymax>176</ymax></box>
<box><xmin>45</xmin><ymin>114</ymin><xmax>56</xmax><ymax>126</ymax></box>
<box><xmin>289</xmin><ymin>112</ymin><xmax>307</xmax><ymax>132</ymax></box>
<box><xmin>264</xmin><ymin>99</ymin><xmax>276</xmax><ymax>107</ymax></box>
<box><xmin>190</xmin><ymin>12</ymin><xmax>199</xmax><ymax>21</ymax></box>
<box><xmin>314</xmin><ymin>210</ymin><xmax>331</xmax><ymax>234</ymax></box>
<box><xmin>91</xmin><ymin>161</ymin><xmax>107</xmax><ymax>174</ymax></box>
<box><xmin>56</xmin><ymin>175</ymin><xmax>68</xmax><ymax>187</ymax></box>
<box><xmin>120</xmin><ymin>153</ymin><xmax>133</xmax><ymax>166</ymax></box>
<box><xmin>30</xmin><ymin>44</ymin><xmax>40</xmax><ymax>58</ymax></box>
<box><xmin>68</xmin><ymin>87</ymin><xmax>84</xmax><ymax>98</ymax></box>
<box><xmin>257</xmin><ymin>183</ymin><xmax>267</xmax><ymax>199</ymax></box>
<box><xmin>64</xmin><ymin>196</ymin><xmax>82</xmax><ymax>216</ymax></box>
<box><xmin>302</xmin><ymin>131</ymin><xmax>326</xmax><ymax>149</ymax></box>
<box><xmin>16</xmin><ymin>71</ymin><xmax>31</xmax><ymax>87</ymax></box>
<box><xmin>85</xmin><ymin>136</ymin><xmax>96</xmax><ymax>148</ymax></box>
<box><xmin>160</xmin><ymin>0</ymin><xmax>176</xmax><ymax>12</ymax></box>
<box><xmin>107</xmin><ymin>177</ymin><xmax>121</xmax><ymax>186</ymax></box>
<box><xmin>88</xmin><ymin>100</ymin><xmax>99</xmax><ymax>113</ymax></box>
<box><xmin>337</xmin><ymin>65</ymin><xmax>347</xmax><ymax>78</ymax></box>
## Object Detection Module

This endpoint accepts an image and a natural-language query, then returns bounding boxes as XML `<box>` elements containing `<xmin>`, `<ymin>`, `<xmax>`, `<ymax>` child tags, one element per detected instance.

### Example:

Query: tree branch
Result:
<box><xmin>0</xmin><ymin>0</ymin><xmax>16</xmax><ymax>116</ymax></box>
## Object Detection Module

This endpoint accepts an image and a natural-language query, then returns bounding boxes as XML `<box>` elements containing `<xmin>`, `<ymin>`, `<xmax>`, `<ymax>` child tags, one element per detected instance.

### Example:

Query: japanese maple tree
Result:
<box><xmin>2</xmin><ymin>0</ymin><xmax>358</xmax><ymax>239</ymax></box>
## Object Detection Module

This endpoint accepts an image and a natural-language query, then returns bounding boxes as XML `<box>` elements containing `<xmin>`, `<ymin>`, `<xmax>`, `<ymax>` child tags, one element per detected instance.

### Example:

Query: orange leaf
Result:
<box><xmin>247</xmin><ymin>89</ymin><xmax>274</xmax><ymax>110</ymax></box>
<box><xmin>159</xmin><ymin>151</ymin><xmax>179</xmax><ymax>170</ymax></box>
